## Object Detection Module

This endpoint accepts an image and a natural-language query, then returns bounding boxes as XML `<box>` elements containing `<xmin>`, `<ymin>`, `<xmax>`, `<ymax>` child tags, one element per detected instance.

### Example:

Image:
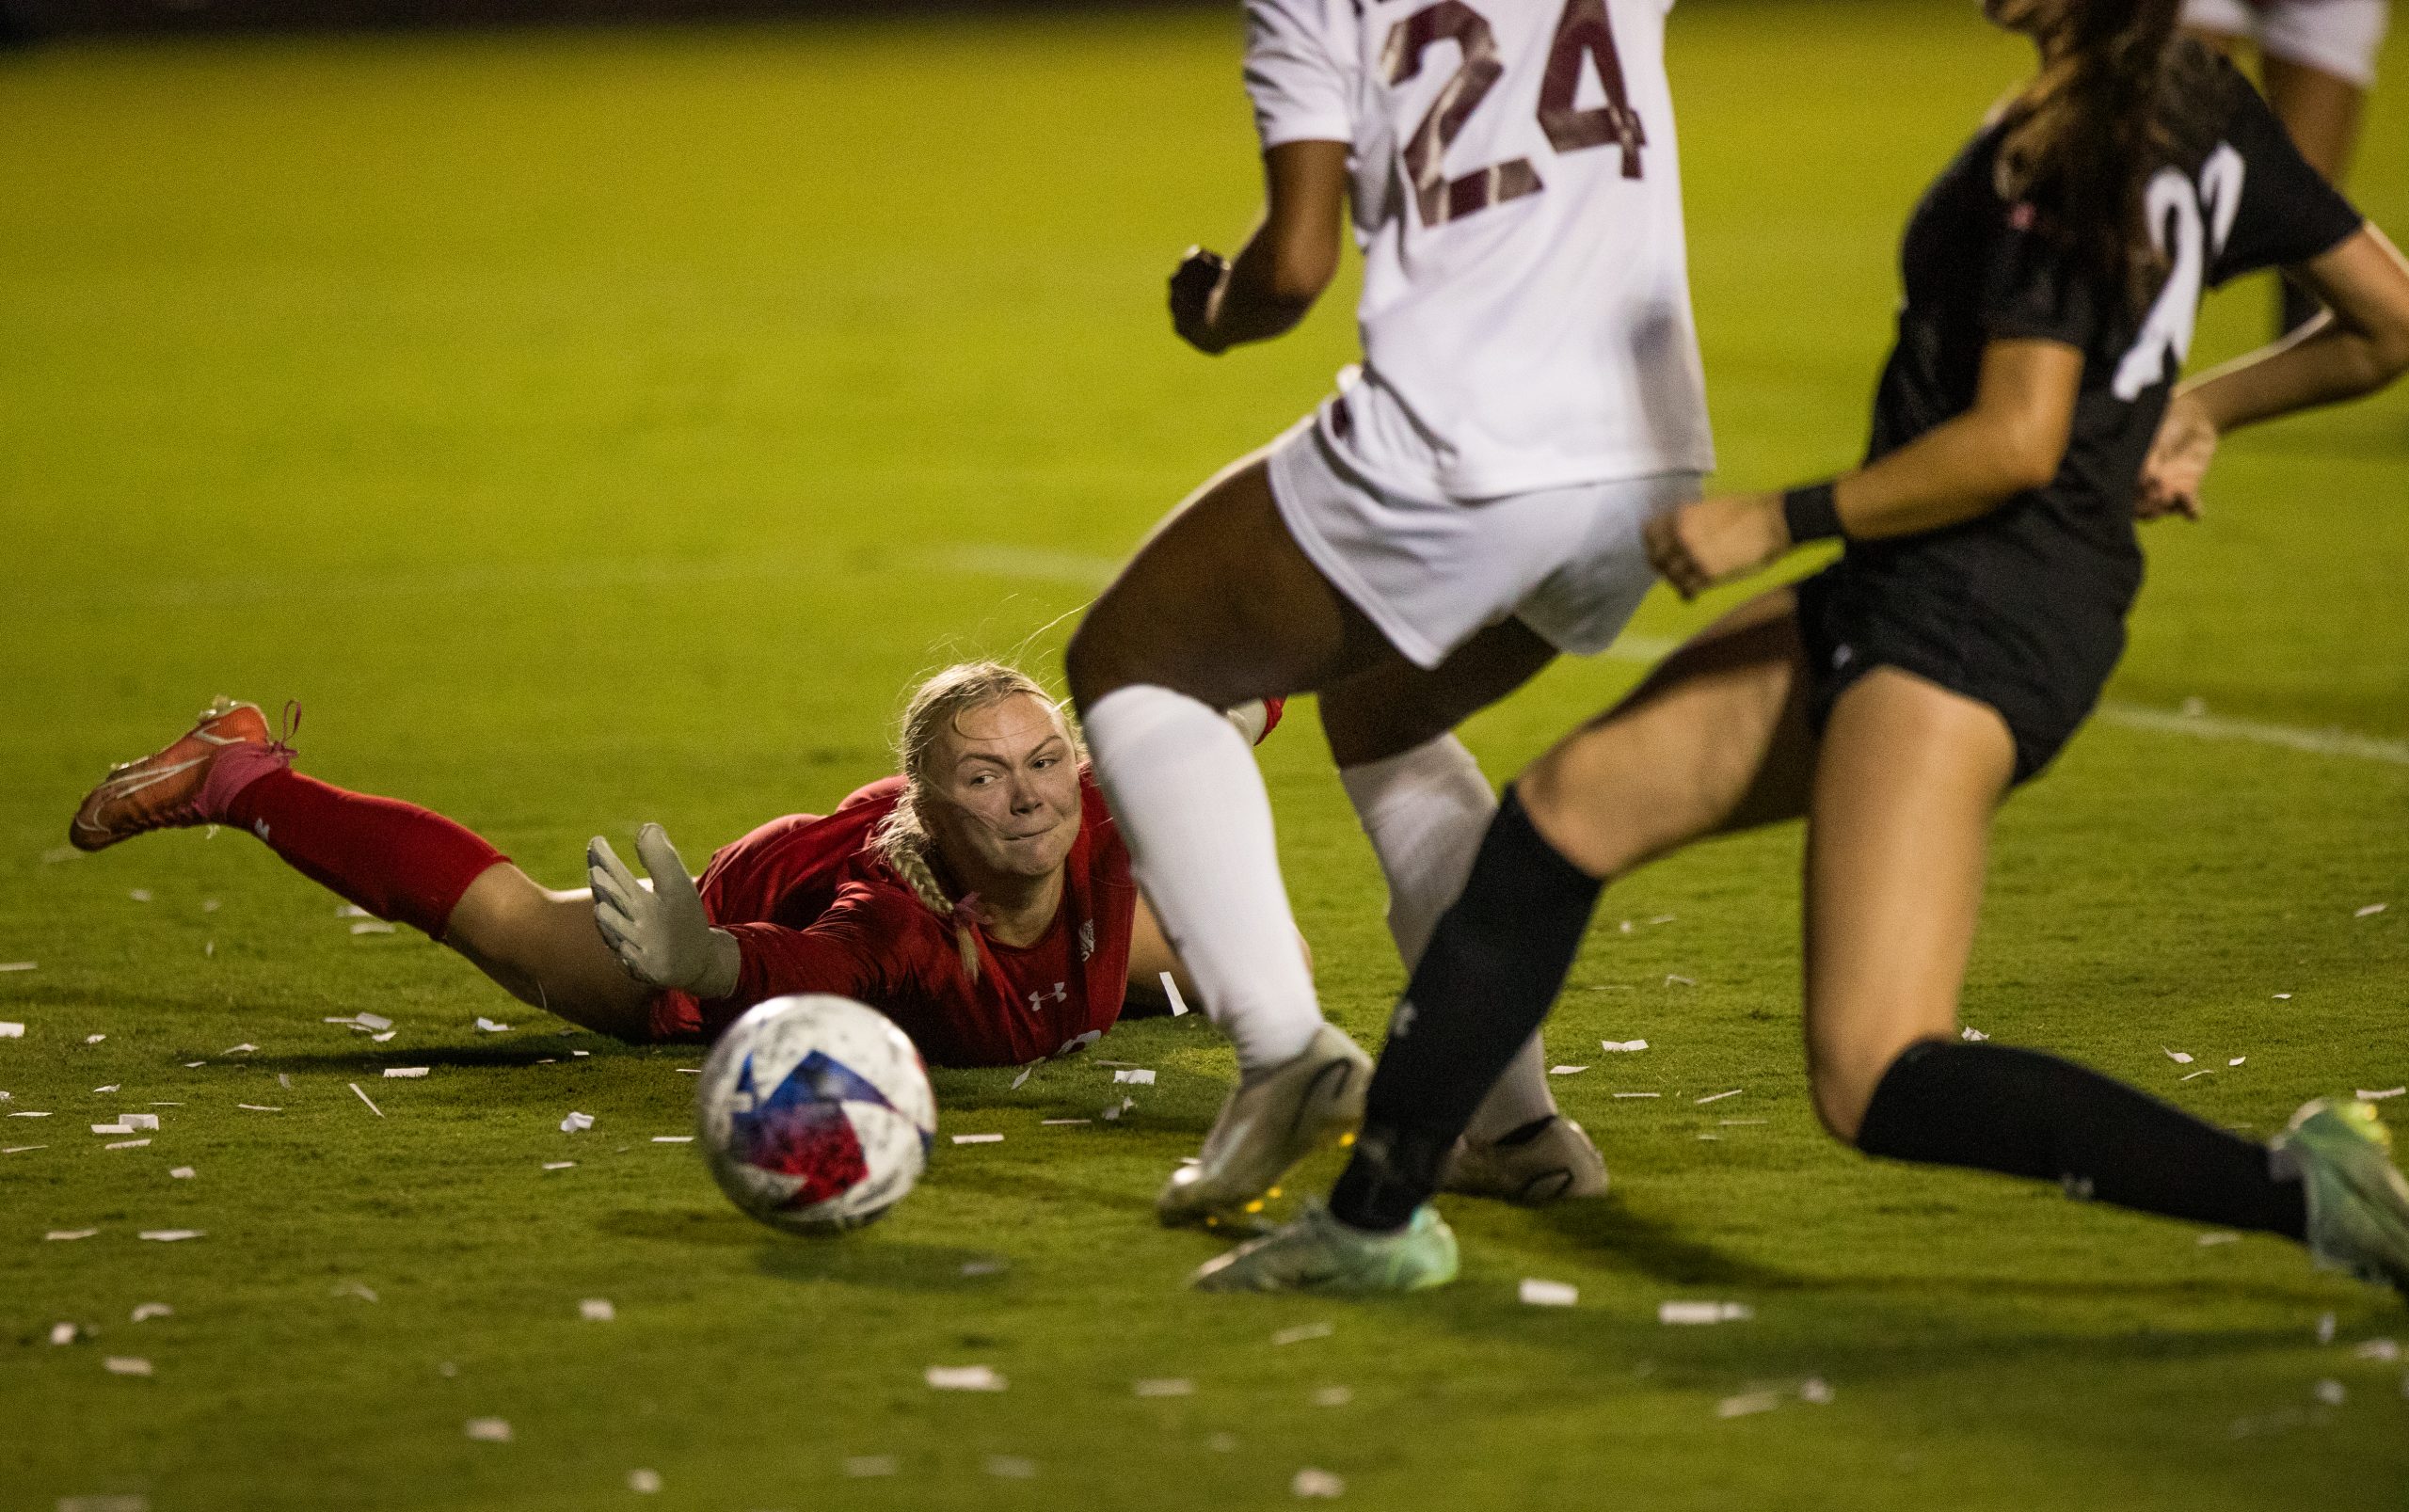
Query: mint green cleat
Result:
<box><xmin>2272</xmin><ymin>1097</ymin><xmax>2409</xmax><ymax>1298</ymax></box>
<box><xmin>1190</xmin><ymin>1200</ymin><xmax>1459</xmax><ymax>1295</ymax></box>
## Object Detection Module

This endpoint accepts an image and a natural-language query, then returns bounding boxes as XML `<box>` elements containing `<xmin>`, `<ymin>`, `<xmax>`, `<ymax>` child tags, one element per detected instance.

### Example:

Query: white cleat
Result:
<box><xmin>1157</xmin><ymin>1024</ymin><xmax>1371</xmax><ymax>1228</ymax></box>
<box><xmin>1440</xmin><ymin>1116</ymin><xmax>1610</xmax><ymax>1206</ymax></box>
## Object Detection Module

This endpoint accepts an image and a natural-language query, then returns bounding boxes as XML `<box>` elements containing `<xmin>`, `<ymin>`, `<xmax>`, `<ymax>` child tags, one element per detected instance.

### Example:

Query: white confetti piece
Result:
<box><xmin>168</xmin><ymin>1168</ymin><xmax>195</xmax><ymax>1180</ymax></box>
<box><xmin>1112</xmin><ymin>1069</ymin><xmax>1157</xmax><ymax>1086</ymax></box>
<box><xmin>183</xmin><ymin>1061</ymin><xmax>204</xmax><ymax>1068</ymax></box>
<box><xmin>349</xmin><ymin>920</ymin><xmax>396</xmax><ymax>935</ymax></box>
<box><xmin>221</xmin><ymin>1043</ymin><xmax>257</xmax><ymax>1055</ymax></box>
<box><xmin>1717</xmin><ymin>1392</ymin><xmax>1780</xmax><ymax>1419</ymax></box>
<box><xmin>1041</xmin><ymin>1118</ymin><xmax>1091</xmax><ymax>1126</ymax></box>
<box><xmin>337</xmin><ymin>904</ymin><xmax>371</xmax><ymax>917</ymax></box>
<box><xmin>104</xmin><ymin>1139</ymin><xmax>152</xmax><ymax>1151</ymax></box>
<box><xmin>2319</xmin><ymin>1312</ymin><xmax>2337</xmax><ymax>1344</ymax></box>
<box><xmin>130</xmin><ymin>1303</ymin><xmax>172</xmax><ymax>1322</ymax></box>
<box><xmin>10</xmin><ymin>1110</ymin><xmax>51</xmax><ymax>1118</ymax></box>
<box><xmin>104</xmin><ymin>1357</ymin><xmax>152</xmax><ymax>1377</ymax></box>
<box><xmin>1010</xmin><ymin>1066</ymin><xmax>1033</xmax><ymax>1090</ymax></box>
<box><xmin>92</xmin><ymin>1123</ymin><xmax>135</xmax><ymax>1135</ymax></box>
<box><xmin>675</xmin><ymin>1067</ymin><xmax>701</xmax><ymax>1074</ymax></box>
<box><xmin>237</xmin><ymin>1104</ymin><xmax>281</xmax><ymax>1113</ymax></box>
<box><xmin>2273</xmin><ymin>993</ymin><xmax>2292</xmax><ymax>1001</ymax></box>
<box><xmin>2358</xmin><ymin>1088</ymin><xmax>2406</xmax><ymax>1102</ymax></box>
<box><xmin>1550</xmin><ymin>1065</ymin><xmax>1587</xmax><ymax>1076</ymax></box>
<box><xmin>1291</xmin><ymin>1468</ymin><xmax>1346</xmax><ymax>1499</ymax></box>
<box><xmin>1719</xmin><ymin>1118</ymin><xmax>1767</xmax><ymax>1126</ymax></box>
<box><xmin>85</xmin><ymin>1034</ymin><xmax>105</xmax><ymax>1044</ymax></box>
<box><xmin>335</xmin><ymin>1281</ymin><xmax>378</xmax><ymax>1302</ymax></box>
<box><xmin>952</xmin><ymin>1133</ymin><xmax>1003</xmax><ymax>1145</ymax></box>
<box><xmin>960</xmin><ymin>1259</ymin><xmax>1008</xmax><ymax>1277</ymax></box>
<box><xmin>1960</xmin><ymin>1027</ymin><xmax>1989</xmax><ymax>1042</ymax></box>
<box><xmin>650</xmin><ymin>1135</ymin><xmax>693</xmax><ymax>1144</ymax></box>
<box><xmin>572</xmin><ymin>1050</ymin><xmax>591</xmax><ymax>1058</ymax></box>
<box><xmin>465</xmin><ymin>1417</ymin><xmax>512</xmax><ymax>1442</ymax></box>
<box><xmin>1695</xmin><ymin>1090</ymin><xmax>1743</xmax><ymax>1105</ymax></box>
<box><xmin>1696</xmin><ymin>1133</ymin><xmax>1720</xmax><ymax>1141</ymax></box>
<box><xmin>0</xmin><ymin>964</ymin><xmax>35</xmax><ymax>975</ymax></box>
<box><xmin>2197</xmin><ymin>1232</ymin><xmax>2241</xmax><ymax>1246</ymax></box>
<box><xmin>370</xmin><ymin>1031</ymin><xmax>396</xmax><ymax>1043</ymax></box>
<box><xmin>139</xmin><ymin>1230</ymin><xmax>203</xmax><ymax>1242</ymax></box>
<box><xmin>383</xmin><ymin>1067</ymin><xmax>428</xmax><ymax>1079</ymax></box>
<box><xmin>120</xmin><ymin>1114</ymin><xmax>159</xmax><ymax>1130</ymax></box>
<box><xmin>2354</xmin><ymin>1338</ymin><xmax>2401</xmax><ymax>1362</ymax></box>
<box><xmin>355</xmin><ymin>1012</ymin><xmax>393</xmax><ymax>1031</ymax></box>
<box><xmin>474</xmin><ymin>1018</ymin><xmax>511</xmax><ymax>1033</ymax></box>
<box><xmin>1600</xmin><ymin>1039</ymin><xmax>1649</xmax><ymax>1052</ymax></box>
<box><xmin>2181</xmin><ymin>1070</ymin><xmax>2217</xmax><ymax>1082</ymax></box>
<box><xmin>94</xmin><ymin>1084</ymin><xmax>120</xmax><ymax>1094</ymax></box>
<box><xmin>1519</xmin><ymin>1279</ymin><xmax>1579</xmax><ymax>1308</ymax></box>
<box><xmin>580</xmin><ymin>1298</ymin><xmax>615</xmax><ymax>1321</ymax></box>
<box><xmin>1800</xmin><ymin>1377</ymin><xmax>1835</xmax><ymax>1405</ymax></box>
<box><xmin>1272</xmin><ymin>1322</ymin><xmax>1333</xmax><ymax>1346</ymax></box>
<box><xmin>2229</xmin><ymin>1057</ymin><xmax>2247</xmax><ymax>1067</ymax></box>
<box><xmin>1311</xmin><ymin>1386</ymin><xmax>1353</xmax><ymax>1408</ymax></box>
<box><xmin>2163</xmin><ymin>1047</ymin><xmax>2194</xmax><ymax>1064</ymax></box>
<box><xmin>926</xmin><ymin>1364</ymin><xmax>1007</xmax><ymax>1392</ymax></box>
<box><xmin>49</xmin><ymin>1321</ymin><xmax>81</xmax><ymax>1343</ymax></box>
<box><xmin>1162</xmin><ymin>971</ymin><xmax>1192</xmax><ymax>1017</ymax></box>
<box><xmin>2356</xmin><ymin>903</ymin><xmax>2389</xmax><ymax>918</ymax></box>
<box><xmin>0</xmin><ymin>1023</ymin><xmax>19</xmax><ymax>1039</ymax></box>
<box><xmin>2</xmin><ymin>1145</ymin><xmax>44</xmax><ymax>1154</ymax></box>
<box><xmin>627</xmin><ymin>1470</ymin><xmax>661</xmax><ymax>1495</ymax></box>
<box><xmin>46</xmin><ymin>1229</ymin><xmax>98</xmax><ymax>1241</ymax></box>
<box><xmin>843</xmin><ymin>1456</ymin><xmax>898</xmax><ymax>1478</ymax></box>
<box><xmin>983</xmin><ymin>1456</ymin><xmax>1037</xmax><ymax>1480</ymax></box>
<box><xmin>560</xmin><ymin>1111</ymin><xmax>593</xmax><ymax>1133</ymax></box>
<box><xmin>128</xmin><ymin>889</ymin><xmax>152</xmax><ymax>902</ymax></box>
<box><xmin>1665</xmin><ymin>974</ymin><xmax>1697</xmax><ymax>987</ymax></box>
<box><xmin>1134</xmin><ymin>1378</ymin><xmax>1194</xmax><ymax>1397</ymax></box>
<box><xmin>349</xmin><ymin>1084</ymin><xmax>383</xmax><ymax>1117</ymax></box>
<box><xmin>2315</xmin><ymin>1379</ymin><xmax>2347</xmax><ymax>1406</ymax></box>
<box><xmin>1613</xmin><ymin>1091</ymin><xmax>1661</xmax><ymax>1100</ymax></box>
<box><xmin>203</xmin><ymin>899</ymin><xmax>219</xmax><ymax>913</ymax></box>
<box><xmin>542</xmin><ymin>1161</ymin><xmax>576</xmax><ymax>1170</ymax></box>
<box><xmin>1659</xmin><ymin>1301</ymin><xmax>1753</xmax><ymax>1325</ymax></box>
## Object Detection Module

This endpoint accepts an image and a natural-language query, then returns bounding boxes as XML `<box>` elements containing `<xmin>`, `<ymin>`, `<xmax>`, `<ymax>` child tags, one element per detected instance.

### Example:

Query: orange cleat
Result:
<box><xmin>70</xmin><ymin>698</ymin><xmax>277</xmax><ymax>852</ymax></box>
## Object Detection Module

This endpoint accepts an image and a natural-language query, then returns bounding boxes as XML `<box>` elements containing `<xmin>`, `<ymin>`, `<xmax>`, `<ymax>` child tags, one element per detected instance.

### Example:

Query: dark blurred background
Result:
<box><xmin>1</xmin><ymin>0</ymin><xmax>1219</xmax><ymax>40</ymax></box>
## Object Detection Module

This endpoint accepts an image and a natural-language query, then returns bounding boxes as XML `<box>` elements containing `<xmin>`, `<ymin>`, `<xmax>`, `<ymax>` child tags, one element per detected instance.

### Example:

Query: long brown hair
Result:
<box><xmin>1992</xmin><ymin>0</ymin><xmax>2231</xmax><ymax>310</ymax></box>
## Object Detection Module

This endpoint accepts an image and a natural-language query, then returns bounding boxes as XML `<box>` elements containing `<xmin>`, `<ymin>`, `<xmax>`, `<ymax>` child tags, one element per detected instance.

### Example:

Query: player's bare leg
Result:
<box><xmin>1068</xmin><ymin>456</ymin><xmax>1397</xmax><ymax>1224</ymax></box>
<box><xmin>444</xmin><ymin>869</ymin><xmax>658</xmax><ymax>1040</ymax></box>
<box><xmin>1796</xmin><ymin>670</ymin><xmax>2010</xmax><ymax>1140</ymax></box>
<box><xmin>1320</xmin><ymin>621</ymin><xmax>1608</xmax><ymax>1203</ymax></box>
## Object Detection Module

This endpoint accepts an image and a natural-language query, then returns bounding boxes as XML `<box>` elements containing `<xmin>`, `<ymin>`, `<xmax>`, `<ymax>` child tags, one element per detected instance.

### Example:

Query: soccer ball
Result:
<box><xmin>694</xmin><ymin>994</ymin><xmax>937</xmax><ymax>1233</ymax></box>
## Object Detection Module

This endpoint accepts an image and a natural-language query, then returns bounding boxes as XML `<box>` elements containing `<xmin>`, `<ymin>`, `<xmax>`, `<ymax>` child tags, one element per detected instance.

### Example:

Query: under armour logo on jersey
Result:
<box><xmin>1077</xmin><ymin>920</ymin><xmax>1095</xmax><ymax>963</ymax></box>
<box><xmin>253</xmin><ymin>820</ymin><xmax>271</xmax><ymax>842</ymax></box>
<box><xmin>1390</xmin><ymin>999</ymin><xmax>1418</xmax><ymax>1039</ymax></box>
<box><xmin>1028</xmin><ymin>981</ymin><xmax>1068</xmax><ymax>1013</ymax></box>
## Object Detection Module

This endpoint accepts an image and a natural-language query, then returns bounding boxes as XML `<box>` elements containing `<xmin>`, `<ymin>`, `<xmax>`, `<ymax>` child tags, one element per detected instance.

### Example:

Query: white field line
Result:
<box><xmin>2094</xmin><ymin>704</ymin><xmax>2408</xmax><ymax>766</ymax></box>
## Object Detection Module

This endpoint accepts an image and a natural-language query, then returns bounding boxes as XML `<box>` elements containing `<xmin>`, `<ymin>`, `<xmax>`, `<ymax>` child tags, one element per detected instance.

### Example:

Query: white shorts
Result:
<box><xmin>2183</xmin><ymin>0</ymin><xmax>2390</xmax><ymax>87</ymax></box>
<box><xmin>1266</xmin><ymin>397</ymin><xmax>1700</xmax><ymax>672</ymax></box>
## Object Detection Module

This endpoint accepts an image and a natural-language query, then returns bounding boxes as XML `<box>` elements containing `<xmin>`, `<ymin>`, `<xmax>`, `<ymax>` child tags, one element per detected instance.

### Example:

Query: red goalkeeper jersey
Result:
<box><xmin>645</xmin><ymin>768</ymin><xmax>1138</xmax><ymax>1068</ymax></box>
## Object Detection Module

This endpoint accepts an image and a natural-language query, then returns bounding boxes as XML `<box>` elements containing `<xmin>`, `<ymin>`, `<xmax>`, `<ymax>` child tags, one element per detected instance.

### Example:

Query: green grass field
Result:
<box><xmin>3</xmin><ymin>4</ymin><xmax>2406</xmax><ymax>1507</ymax></box>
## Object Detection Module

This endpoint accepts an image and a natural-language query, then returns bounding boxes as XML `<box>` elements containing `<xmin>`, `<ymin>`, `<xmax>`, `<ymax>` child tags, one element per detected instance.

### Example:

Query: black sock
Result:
<box><xmin>1856</xmin><ymin>1041</ymin><xmax>2306</xmax><ymax>1240</ymax></box>
<box><xmin>1330</xmin><ymin>789</ymin><xmax>1603</xmax><ymax>1232</ymax></box>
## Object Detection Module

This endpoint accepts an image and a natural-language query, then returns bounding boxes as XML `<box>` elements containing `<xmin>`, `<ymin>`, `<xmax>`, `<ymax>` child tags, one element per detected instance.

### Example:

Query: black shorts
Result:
<box><xmin>1794</xmin><ymin>563</ymin><xmax>2125</xmax><ymax>785</ymax></box>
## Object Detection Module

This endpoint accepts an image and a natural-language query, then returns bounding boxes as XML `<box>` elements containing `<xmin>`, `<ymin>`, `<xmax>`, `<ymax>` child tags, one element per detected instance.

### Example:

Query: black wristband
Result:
<box><xmin>1781</xmin><ymin>481</ymin><xmax>1845</xmax><ymax>544</ymax></box>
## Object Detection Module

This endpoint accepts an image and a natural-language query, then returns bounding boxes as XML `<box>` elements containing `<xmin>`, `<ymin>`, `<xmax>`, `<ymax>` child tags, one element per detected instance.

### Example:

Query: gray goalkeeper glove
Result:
<box><xmin>586</xmin><ymin>823</ymin><xmax>742</xmax><ymax>1000</ymax></box>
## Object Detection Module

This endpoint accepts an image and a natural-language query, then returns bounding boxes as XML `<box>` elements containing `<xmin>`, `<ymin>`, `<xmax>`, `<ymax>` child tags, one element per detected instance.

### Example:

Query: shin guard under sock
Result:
<box><xmin>1856</xmin><ymin>1041</ymin><xmax>2306</xmax><ymax>1239</ymax></box>
<box><xmin>1330</xmin><ymin>788</ymin><xmax>1603</xmax><ymax>1231</ymax></box>
<box><xmin>222</xmin><ymin>768</ymin><xmax>507</xmax><ymax>940</ymax></box>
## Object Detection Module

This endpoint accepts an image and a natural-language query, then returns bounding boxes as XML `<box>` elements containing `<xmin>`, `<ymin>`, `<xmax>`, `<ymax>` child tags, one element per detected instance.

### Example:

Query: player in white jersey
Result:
<box><xmin>2182</xmin><ymin>0</ymin><xmax>2391</xmax><ymax>328</ymax></box>
<box><xmin>1065</xmin><ymin>0</ymin><xmax>1710</xmax><ymax>1228</ymax></box>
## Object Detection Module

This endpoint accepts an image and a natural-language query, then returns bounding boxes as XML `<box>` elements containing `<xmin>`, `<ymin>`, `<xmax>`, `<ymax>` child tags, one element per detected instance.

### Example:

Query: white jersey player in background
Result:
<box><xmin>1064</xmin><ymin>0</ymin><xmax>1711</xmax><ymax>1228</ymax></box>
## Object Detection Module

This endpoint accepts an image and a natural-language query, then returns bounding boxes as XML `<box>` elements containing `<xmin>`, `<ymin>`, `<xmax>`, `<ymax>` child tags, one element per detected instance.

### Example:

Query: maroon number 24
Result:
<box><xmin>1381</xmin><ymin>0</ymin><xmax>1649</xmax><ymax>228</ymax></box>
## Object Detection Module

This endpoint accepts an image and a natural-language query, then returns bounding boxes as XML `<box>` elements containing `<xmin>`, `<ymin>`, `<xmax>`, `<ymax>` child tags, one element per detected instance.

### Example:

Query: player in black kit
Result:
<box><xmin>1194</xmin><ymin>0</ymin><xmax>2409</xmax><ymax>1296</ymax></box>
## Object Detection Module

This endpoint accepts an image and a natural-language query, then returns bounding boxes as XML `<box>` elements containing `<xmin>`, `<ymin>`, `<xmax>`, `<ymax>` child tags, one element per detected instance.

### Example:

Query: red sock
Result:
<box><xmin>222</xmin><ymin>769</ymin><xmax>508</xmax><ymax>939</ymax></box>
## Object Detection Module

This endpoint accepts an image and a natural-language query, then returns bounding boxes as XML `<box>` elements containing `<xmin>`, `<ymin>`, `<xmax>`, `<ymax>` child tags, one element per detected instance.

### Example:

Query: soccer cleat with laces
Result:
<box><xmin>2272</xmin><ymin>1097</ymin><xmax>2409</xmax><ymax>1298</ymax></box>
<box><xmin>1157</xmin><ymin>1024</ymin><xmax>1371</xmax><ymax>1228</ymax></box>
<box><xmin>1191</xmin><ymin>1199</ymin><xmax>1459</xmax><ymax>1294</ymax></box>
<box><xmin>1440</xmin><ymin>1116</ymin><xmax>1610</xmax><ymax>1206</ymax></box>
<box><xmin>69</xmin><ymin>698</ymin><xmax>279</xmax><ymax>852</ymax></box>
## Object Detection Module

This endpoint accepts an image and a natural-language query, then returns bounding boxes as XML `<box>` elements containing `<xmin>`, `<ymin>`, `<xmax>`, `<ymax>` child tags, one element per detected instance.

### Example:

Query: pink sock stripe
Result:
<box><xmin>198</xmin><ymin>741</ymin><xmax>295</xmax><ymax>823</ymax></box>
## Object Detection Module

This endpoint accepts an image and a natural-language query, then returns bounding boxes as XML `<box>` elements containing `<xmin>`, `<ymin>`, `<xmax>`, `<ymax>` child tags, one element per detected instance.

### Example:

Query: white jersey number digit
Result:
<box><xmin>2113</xmin><ymin>144</ymin><xmax>2245</xmax><ymax>402</ymax></box>
<box><xmin>1384</xmin><ymin>0</ymin><xmax>1648</xmax><ymax>230</ymax></box>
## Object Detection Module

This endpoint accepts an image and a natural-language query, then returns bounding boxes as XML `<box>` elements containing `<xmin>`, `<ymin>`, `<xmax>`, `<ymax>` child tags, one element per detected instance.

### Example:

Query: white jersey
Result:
<box><xmin>1246</xmin><ymin>0</ymin><xmax>1712</xmax><ymax>500</ymax></box>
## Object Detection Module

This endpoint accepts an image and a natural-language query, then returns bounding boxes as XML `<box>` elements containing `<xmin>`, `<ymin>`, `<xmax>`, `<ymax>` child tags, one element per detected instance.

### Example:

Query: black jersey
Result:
<box><xmin>1803</xmin><ymin>60</ymin><xmax>2365</xmax><ymax>781</ymax></box>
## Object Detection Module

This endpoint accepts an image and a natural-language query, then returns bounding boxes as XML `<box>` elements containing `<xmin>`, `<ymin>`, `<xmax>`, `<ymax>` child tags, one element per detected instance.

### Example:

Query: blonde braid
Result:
<box><xmin>868</xmin><ymin>661</ymin><xmax>1080</xmax><ymax>983</ymax></box>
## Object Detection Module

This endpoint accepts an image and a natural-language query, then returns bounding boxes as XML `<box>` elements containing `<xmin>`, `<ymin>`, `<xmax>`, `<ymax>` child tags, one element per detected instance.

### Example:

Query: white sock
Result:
<box><xmin>1338</xmin><ymin>734</ymin><xmax>1559</xmax><ymax>1141</ymax></box>
<box><xmin>1084</xmin><ymin>685</ymin><xmax>1321</xmax><ymax>1076</ymax></box>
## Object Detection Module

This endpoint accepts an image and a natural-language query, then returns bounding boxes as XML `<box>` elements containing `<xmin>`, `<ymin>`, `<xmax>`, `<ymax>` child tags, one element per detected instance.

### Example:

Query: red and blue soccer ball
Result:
<box><xmin>695</xmin><ymin>995</ymin><xmax>938</xmax><ymax>1233</ymax></box>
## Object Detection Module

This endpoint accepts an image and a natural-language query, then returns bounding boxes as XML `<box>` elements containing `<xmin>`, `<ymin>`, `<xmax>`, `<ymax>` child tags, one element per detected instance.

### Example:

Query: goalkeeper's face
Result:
<box><xmin>923</xmin><ymin>693</ymin><xmax>1085</xmax><ymax>884</ymax></box>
